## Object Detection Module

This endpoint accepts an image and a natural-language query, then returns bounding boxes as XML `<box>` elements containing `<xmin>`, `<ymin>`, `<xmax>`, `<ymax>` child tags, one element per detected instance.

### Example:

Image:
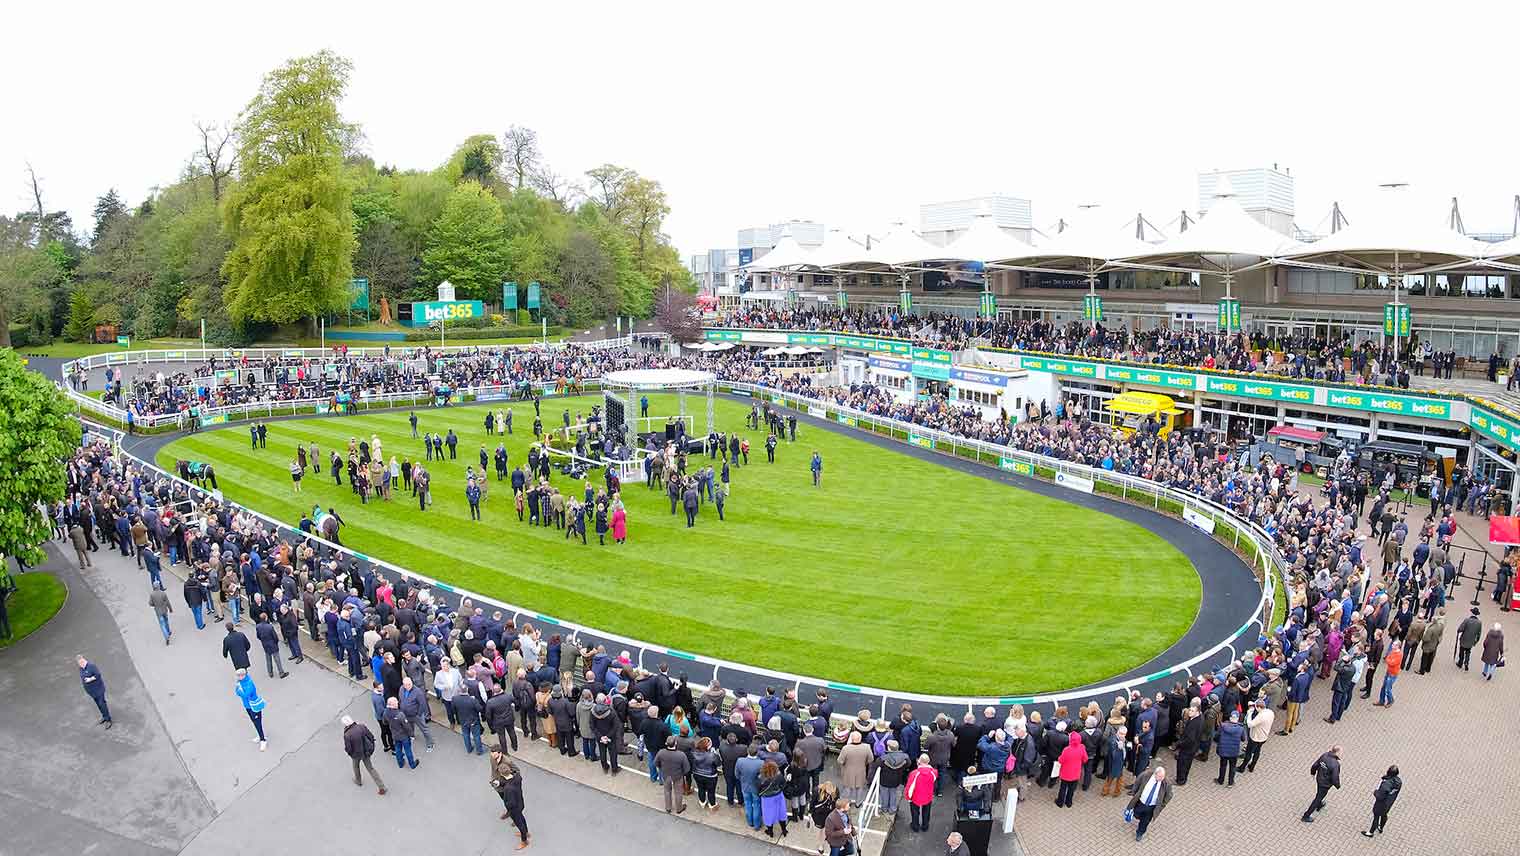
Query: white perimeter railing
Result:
<box><xmin>71</xmin><ymin>352</ymin><xmax>1283</xmax><ymax>715</ymax></box>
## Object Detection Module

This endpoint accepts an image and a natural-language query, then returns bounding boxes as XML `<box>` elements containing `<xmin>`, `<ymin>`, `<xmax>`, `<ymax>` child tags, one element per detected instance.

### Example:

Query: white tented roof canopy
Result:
<box><xmin>1128</xmin><ymin>193</ymin><xmax>1294</xmax><ymax>270</ymax></box>
<box><xmin>937</xmin><ymin>215</ymin><xmax>1033</xmax><ymax>264</ymax></box>
<box><xmin>865</xmin><ymin>225</ymin><xmax>948</xmax><ymax>268</ymax></box>
<box><xmin>1277</xmin><ymin>187</ymin><xmax>1489</xmax><ymax>273</ymax></box>
<box><xmin>809</xmin><ymin>229</ymin><xmax>874</xmax><ymax>268</ymax></box>
<box><xmin>601</xmin><ymin>368</ymin><xmax>716</xmax><ymax>389</ymax></box>
<box><xmin>740</xmin><ymin>235</ymin><xmax>816</xmax><ymax>271</ymax></box>
<box><xmin>993</xmin><ymin>209</ymin><xmax>1157</xmax><ymax>272</ymax></box>
<box><xmin>1480</xmin><ymin>233</ymin><xmax>1520</xmax><ymax>267</ymax></box>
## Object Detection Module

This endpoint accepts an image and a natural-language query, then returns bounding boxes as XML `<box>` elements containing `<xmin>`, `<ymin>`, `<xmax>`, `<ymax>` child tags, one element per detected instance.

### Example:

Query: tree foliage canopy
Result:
<box><xmin>221</xmin><ymin>50</ymin><xmax>356</xmax><ymax>325</ymax></box>
<box><xmin>2</xmin><ymin>51</ymin><xmax>693</xmax><ymax>346</ymax></box>
<box><xmin>0</xmin><ymin>350</ymin><xmax>80</xmax><ymax>565</ymax></box>
<box><xmin>421</xmin><ymin>180</ymin><xmax>511</xmax><ymax>301</ymax></box>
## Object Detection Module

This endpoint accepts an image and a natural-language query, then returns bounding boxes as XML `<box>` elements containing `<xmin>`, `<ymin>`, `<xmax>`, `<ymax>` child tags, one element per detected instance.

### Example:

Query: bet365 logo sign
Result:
<box><xmin>422</xmin><ymin>302</ymin><xmax>481</xmax><ymax>322</ymax></box>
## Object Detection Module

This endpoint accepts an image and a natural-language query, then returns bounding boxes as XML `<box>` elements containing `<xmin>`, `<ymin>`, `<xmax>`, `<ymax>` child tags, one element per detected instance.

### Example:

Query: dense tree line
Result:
<box><xmin>0</xmin><ymin>51</ymin><xmax>689</xmax><ymax>348</ymax></box>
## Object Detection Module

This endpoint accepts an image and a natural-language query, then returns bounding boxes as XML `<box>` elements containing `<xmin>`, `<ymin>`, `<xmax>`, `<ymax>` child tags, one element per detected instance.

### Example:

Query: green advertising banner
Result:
<box><xmin>999</xmin><ymin>458</ymin><xmax>1035</xmax><ymax>476</ymax></box>
<box><xmin>1325</xmin><ymin>389</ymin><xmax>1450</xmax><ymax>420</ymax></box>
<box><xmin>349</xmin><ymin>277</ymin><xmax>370</xmax><ymax>312</ymax></box>
<box><xmin>836</xmin><ymin>414</ymin><xmax>857</xmax><ymax>427</ymax></box>
<box><xmin>911</xmin><ymin>362</ymin><xmax>951</xmax><ymax>381</ymax></box>
<box><xmin>1020</xmin><ymin>356</ymin><xmax>1099</xmax><ymax>380</ymax></box>
<box><xmin>908</xmin><ymin>433</ymin><xmax>935</xmax><ymax>449</ymax></box>
<box><xmin>1217</xmin><ymin>297</ymin><xmax>1241</xmax><ymax>332</ymax></box>
<box><xmin>199</xmin><ymin>413</ymin><xmax>229</xmax><ymax>428</ymax></box>
<box><xmin>837</xmin><ymin>290</ymin><xmax>848</xmax><ymax>310</ymax></box>
<box><xmin>827</xmin><ymin>333</ymin><xmax>913</xmax><ymax>355</ymax></box>
<box><xmin>911</xmin><ymin>346</ymin><xmax>953</xmax><ymax>381</ymax></box>
<box><xmin>911</xmin><ymin>347</ymin><xmax>953</xmax><ymax>365</ymax></box>
<box><xmin>787</xmin><ymin>333</ymin><xmax>834</xmax><ymax>346</ymax></box>
<box><xmin>116</xmin><ymin>335</ymin><xmax>130</xmax><ymax>347</ymax></box>
<box><xmin>1383</xmin><ymin>303</ymin><xmax>1411</xmax><ymax>337</ymax></box>
<box><xmin>979</xmin><ymin>290</ymin><xmax>997</xmax><ymax>319</ymax></box>
<box><xmin>1204</xmin><ymin>375</ymin><xmax>1315</xmax><ymax>403</ymax></box>
<box><xmin>899</xmin><ymin>289</ymin><xmax>912</xmax><ymax>314</ymax></box>
<box><xmin>1082</xmin><ymin>293</ymin><xmax>1103</xmax><ymax>322</ymax></box>
<box><xmin>1470</xmin><ymin>406</ymin><xmax>1520</xmax><ymax>452</ymax></box>
<box><xmin>526</xmin><ymin>282</ymin><xmax>541</xmax><ymax>309</ymax></box>
<box><xmin>704</xmin><ymin>330</ymin><xmax>743</xmax><ymax>342</ymax></box>
<box><xmin>1098</xmin><ymin>363</ymin><xmax>1197</xmax><ymax>390</ymax></box>
<box><xmin>503</xmin><ymin>282</ymin><xmax>518</xmax><ymax>311</ymax></box>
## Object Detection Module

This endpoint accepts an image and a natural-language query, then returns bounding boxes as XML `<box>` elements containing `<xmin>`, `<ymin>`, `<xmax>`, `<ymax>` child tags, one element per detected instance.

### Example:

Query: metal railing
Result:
<box><xmin>857</xmin><ymin>769</ymin><xmax>885</xmax><ymax>835</ymax></box>
<box><xmin>71</xmin><ymin>360</ymin><xmax>1282</xmax><ymax>714</ymax></box>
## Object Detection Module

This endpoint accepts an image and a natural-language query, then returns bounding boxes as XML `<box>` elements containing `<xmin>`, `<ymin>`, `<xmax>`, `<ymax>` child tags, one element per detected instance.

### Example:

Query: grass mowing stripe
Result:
<box><xmin>160</xmin><ymin>394</ymin><xmax>1200</xmax><ymax>695</ymax></box>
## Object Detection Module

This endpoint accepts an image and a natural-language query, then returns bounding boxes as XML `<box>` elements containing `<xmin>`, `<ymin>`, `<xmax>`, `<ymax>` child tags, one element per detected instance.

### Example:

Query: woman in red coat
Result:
<box><xmin>904</xmin><ymin>755</ymin><xmax>938</xmax><ymax>832</ymax></box>
<box><xmin>1055</xmin><ymin>732</ymin><xmax>1088</xmax><ymax>808</ymax></box>
<box><xmin>611</xmin><ymin>505</ymin><xmax>627</xmax><ymax>544</ymax></box>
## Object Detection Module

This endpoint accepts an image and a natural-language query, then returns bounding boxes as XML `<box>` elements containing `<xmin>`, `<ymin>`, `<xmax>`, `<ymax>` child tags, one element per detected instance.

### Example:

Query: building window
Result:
<box><xmin>956</xmin><ymin>387</ymin><xmax>999</xmax><ymax>407</ymax></box>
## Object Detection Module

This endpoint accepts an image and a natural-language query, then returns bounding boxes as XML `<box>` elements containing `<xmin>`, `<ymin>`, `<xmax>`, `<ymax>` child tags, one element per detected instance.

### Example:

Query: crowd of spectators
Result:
<box><xmin>77</xmin><ymin>344</ymin><xmax>809</xmax><ymax>423</ymax></box>
<box><xmin>715</xmin><ymin>306</ymin><xmax>1451</xmax><ymax>388</ymax></box>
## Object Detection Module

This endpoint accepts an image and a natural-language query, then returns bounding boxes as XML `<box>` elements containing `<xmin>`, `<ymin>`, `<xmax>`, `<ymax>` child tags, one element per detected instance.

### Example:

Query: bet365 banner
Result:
<box><xmin>1383</xmin><ymin>303</ymin><xmax>1411</xmax><ymax>337</ymax></box>
<box><xmin>1217</xmin><ymin>297</ymin><xmax>1241</xmax><ymax>332</ymax></box>
<box><xmin>1082</xmin><ymin>293</ymin><xmax>1103</xmax><ymax>322</ymax></box>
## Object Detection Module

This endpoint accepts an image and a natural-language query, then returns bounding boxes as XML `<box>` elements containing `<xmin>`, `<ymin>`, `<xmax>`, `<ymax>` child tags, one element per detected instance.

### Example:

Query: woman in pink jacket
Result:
<box><xmin>611</xmin><ymin>505</ymin><xmax>627</xmax><ymax>544</ymax></box>
<box><xmin>1055</xmin><ymin>732</ymin><xmax>1088</xmax><ymax>808</ymax></box>
<box><xmin>904</xmin><ymin>754</ymin><xmax>937</xmax><ymax>832</ymax></box>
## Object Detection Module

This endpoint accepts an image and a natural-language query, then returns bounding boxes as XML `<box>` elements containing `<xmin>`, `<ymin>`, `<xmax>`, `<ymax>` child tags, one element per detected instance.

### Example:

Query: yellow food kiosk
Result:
<box><xmin>1103</xmin><ymin>391</ymin><xmax>1184</xmax><ymax>438</ymax></box>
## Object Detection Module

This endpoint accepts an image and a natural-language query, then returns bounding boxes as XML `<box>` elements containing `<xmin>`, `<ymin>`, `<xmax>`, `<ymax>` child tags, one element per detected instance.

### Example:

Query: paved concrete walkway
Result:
<box><xmin>0</xmin><ymin>541</ymin><xmax>797</xmax><ymax>856</ymax></box>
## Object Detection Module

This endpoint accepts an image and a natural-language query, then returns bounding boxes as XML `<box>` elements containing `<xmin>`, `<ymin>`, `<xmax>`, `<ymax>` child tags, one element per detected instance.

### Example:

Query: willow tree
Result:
<box><xmin>222</xmin><ymin>51</ymin><xmax>357</xmax><ymax>331</ymax></box>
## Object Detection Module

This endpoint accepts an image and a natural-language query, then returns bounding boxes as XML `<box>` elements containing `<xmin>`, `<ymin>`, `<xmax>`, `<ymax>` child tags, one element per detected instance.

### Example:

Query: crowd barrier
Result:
<box><xmin>69</xmin><ymin>348</ymin><xmax>1284</xmax><ymax>717</ymax></box>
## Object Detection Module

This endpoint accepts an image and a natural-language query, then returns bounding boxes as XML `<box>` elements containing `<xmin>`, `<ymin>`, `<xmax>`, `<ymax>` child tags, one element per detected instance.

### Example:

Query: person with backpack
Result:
<box><xmin>341</xmin><ymin>714</ymin><xmax>386</xmax><ymax>795</ymax></box>
<box><xmin>1363</xmin><ymin>764</ymin><xmax>1403</xmax><ymax>837</ymax></box>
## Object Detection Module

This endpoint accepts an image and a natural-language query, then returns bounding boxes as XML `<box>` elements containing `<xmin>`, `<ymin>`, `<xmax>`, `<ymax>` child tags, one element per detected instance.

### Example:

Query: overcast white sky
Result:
<box><xmin>7</xmin><ymin>2</ymin><xmax>1520</xmax><ymax>260</ymax></box>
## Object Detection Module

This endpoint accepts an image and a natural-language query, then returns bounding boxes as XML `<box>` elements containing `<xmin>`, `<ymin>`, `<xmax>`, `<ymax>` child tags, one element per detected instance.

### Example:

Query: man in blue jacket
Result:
<box><xmin>338</xmin><ymin>607</ymin><xmax>364</xmax><ymax>680</ymax></box>
<box><xmin>1281</xmin><ymin>662</ymin><xmax>1313</xmax><ymax>735</ymax></box>
<box><xmin>78</xmin><ymin>655</ymin><xmax>111</xmax><ymax>728</ymax></box>
<box><xmin>1213</xmin><ymin>711</ymin><xmax>1245</xmax><ymax>786</ymax></box>
<box><xmin>734</xmin><ymin>744</ymin><xmax>765</xmax><ymax>829</ymax></box>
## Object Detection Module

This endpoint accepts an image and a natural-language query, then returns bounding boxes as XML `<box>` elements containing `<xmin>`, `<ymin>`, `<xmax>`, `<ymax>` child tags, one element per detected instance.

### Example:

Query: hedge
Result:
<box><xmin>403</xmin><ymin>325</ymin><xmax>562</xmax><ymax>342</ymax></box>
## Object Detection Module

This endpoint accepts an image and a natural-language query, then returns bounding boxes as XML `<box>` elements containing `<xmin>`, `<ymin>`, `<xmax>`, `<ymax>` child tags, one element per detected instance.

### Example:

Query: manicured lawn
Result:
<box><xmin>159</xmin><ymin>395</ymin><xmax>1201</xmax><ymax>695</ymax></box>
<box><xmin>1</xmin><ymin>572</ymin><xmax>67</xmax><ymax>648</ymax></box>
<box><xmin>8</xmin><ymin>339</ymin><xmax>201</xmax><ymax>359</ymax></box>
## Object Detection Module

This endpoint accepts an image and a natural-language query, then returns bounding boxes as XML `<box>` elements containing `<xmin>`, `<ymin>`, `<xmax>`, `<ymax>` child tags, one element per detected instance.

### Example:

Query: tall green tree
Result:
<box><xmin>0</xmin><ymin>350</ymin><xmax>80</xmax><ymax>565</ymax></box>
<box><xmin>91</xmin><ymin>189</ymin><xmax>127</xmax><ymax>247</ymax></box>
<box><xmin>354</xmin><ymin>218</ymin><xmax>414</xmax><ymax>304</ymax></box>
<box><xmin>62</xmin><ymin>288</ymin><xmax>95</xmax><ymax>342</ymax></box>
<box><xmin>420</xmin><ymin>180</ymin><xmax>509</xmax><ymax>301</ymax></box>
<box><xmin>221</xmin><ymin>50</ymin><xmax>357</xmax><ymax>330</ymax></box>
<box><xmin>440</xmin><ymin>135</ymin><xmax>502</xmax><ymax>188</ymax></box>
<box><xmin>556</xmin><ymin>230</ymin><xmax>618</xmax><ymax>324</ymax></box>
<box><xmin>393</xmin><ymin>171</ymin><xmax>451</xmax><ymax>260</ymax></box>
